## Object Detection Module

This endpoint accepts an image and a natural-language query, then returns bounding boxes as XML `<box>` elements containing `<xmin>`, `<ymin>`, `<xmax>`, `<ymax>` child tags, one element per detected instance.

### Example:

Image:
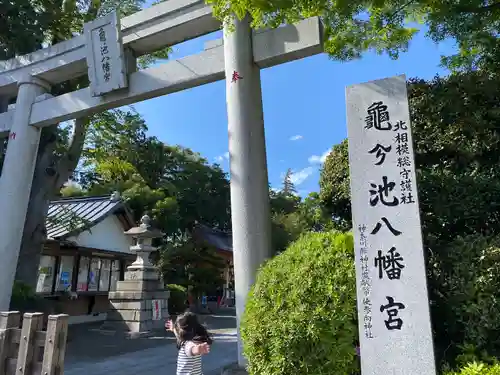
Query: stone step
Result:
<box><xmin>124</xmin><ymin>269</ymin><xmax>161</xmax><ymax>281</ymax></box>
<box><xmin>106</xmin><ymin>308</ymin><xmax>168</xmax><ymax>322</ymax></box>
<box><xmin>110</xmin><ymin>299</ymin><xmax>167</xmax><ymax>310</ymax></box>
<box><xmin>108</xmin><ymin>290</ymin><xmax>170</xmax><ymax>300</ymax></box>
<box><xmin>115</xmin><ymin>280</ymin><xmax>164</xmax><ymax>292</ymax></box>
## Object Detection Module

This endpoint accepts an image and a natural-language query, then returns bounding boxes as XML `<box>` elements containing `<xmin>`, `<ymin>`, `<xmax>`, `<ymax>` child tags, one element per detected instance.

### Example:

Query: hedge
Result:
<box><xmin>241</xmin><ymin>231</ymin><xmax>358</xmax><ymax>375</ymax></box>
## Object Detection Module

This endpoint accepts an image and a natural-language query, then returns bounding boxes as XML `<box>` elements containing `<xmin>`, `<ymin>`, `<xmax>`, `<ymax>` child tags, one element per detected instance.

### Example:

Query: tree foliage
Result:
<box><xmin>160</xmin><ymin>241</ymin><xmax>226</xmax><ymax>298</ymax></box>
<box><xmin>432</xmin><ymin>235</ymin><xmax>500</xmax><ymax>365</ymax></box>
<box><xmin>318</xmin><ymin>139</ymin><xmax>351</xmax><ymax>231</ymax></box>
<box><xmin>241</xmin><ymin>231</ymin><xmax>358</xmax><ymax>375</ymax></box>
<box><xmin>282</xmin><ymin>168</ymin><xmax>297</xmax><ymax>196</ymax></box>
<box><xmin>444</xmin><ymin>362</ymin><xmax>500</xmax><ymax>375</ymax></box>
<box><xmin>208</xmin><ymin>0</ymin><xmax>500</xmax><ymax>70</ymax></box>
<box><xmin>166</xmin><ymin>283</ymin><xmax>188</xmax><ymax>314</ymax></box>
<box><xmin>71</xmin><ymin>109</ymin><xmax>231</xmax><ymax>296</ymax></box>
<box><xmin>270</xmin><ymin>190</ymin><xmax>336</xmax><ymax>254</ymax></box>
<box><xmin>320</xmin><ymin>71</ymin><xmax>500</xmax><ymax>243</ymax></box>
<box><xmin>0</xmin><ymin>0</ymin><xmax>51</xmax><ymax>59</ymax></box>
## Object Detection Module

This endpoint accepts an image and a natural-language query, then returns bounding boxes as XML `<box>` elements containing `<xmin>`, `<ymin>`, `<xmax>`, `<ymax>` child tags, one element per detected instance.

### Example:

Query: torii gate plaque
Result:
<box><xmin>83</xmin><ymin>11</ymin><xmax>129</xmax><ymax>97</ymax></box>
<box><xmin>0</xmin><ymin>1</ymin><xmax>323</xmax><ymax>365</ymax></box>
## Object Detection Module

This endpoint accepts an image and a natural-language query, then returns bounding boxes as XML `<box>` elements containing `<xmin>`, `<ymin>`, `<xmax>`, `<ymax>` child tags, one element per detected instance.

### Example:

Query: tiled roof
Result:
<box><xmin>194</xmin><ymin>224</ymin><xmax>232</xmax><ymax>252</ymax></box>
<box><xmin>46</xmin><ymin>194</ymin><xmax>134</xmax><ymax>240</ymax></box>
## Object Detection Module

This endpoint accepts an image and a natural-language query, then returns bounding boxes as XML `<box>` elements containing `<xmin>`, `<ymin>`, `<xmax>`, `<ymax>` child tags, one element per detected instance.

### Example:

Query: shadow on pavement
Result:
<box><xmin>65</xmin><ymin>309</ymin><xmax>237</xmax><ymax>364</ymax></box>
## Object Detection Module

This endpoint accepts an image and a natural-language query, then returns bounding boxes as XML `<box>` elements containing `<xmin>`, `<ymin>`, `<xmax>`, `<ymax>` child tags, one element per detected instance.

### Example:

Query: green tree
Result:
<box><xmin>0</xmin><ymin>0</ymin><xmax>51</xmax><ymax>59</ymax></box>
<box><xmin>433</xmin><ymin>235</ymin><xmax>500</xmax><ymax>365</ymax></box>
<box><xmin>160</xmin><ymin>240</ymin><xmax>226</xmax><ymax>299</ymax></box>
<box><xmin>320</xmin><ymin>71</ymin><xmax>500</xmax><ymax>243</ymax></box>
<box><xmin>318</xmin><ymin>140</ymin><xmax>351</xmax><ymax>230</ymax></box>
<box><xmin>269</xmin><ymin>189</ymin><xmax>300</xmax><ymax>215</ymax></box>
<box><xmin>75</xmin><ymin>110</ymin><xmax>231</xmax><ymax>294</ymax></box>
<box><xmin>79</xmin><ymin>120</ymin><xmax>232</xmax><ymax>235</ymax></box>
<box><xmin>208</xmin><ymin>0</ymin><xmax>500</xmax><ymax>71</ymax></box>
<box><xmin>282</xmin><ymin>168</ymin><xmax>297</xmax><ymax>196</ymax></box>
<box><xmin>298</xmin><ymin>192</ymin><xmax>337</xmax><ymax>232</ymax></box>
<box><xmin>270</xmin><ymin>190</ymin><xmax>337</xmax><ymax>254</ymax></box>
<box><xmin>0</xmin><ymin>0</ymin><xmax>171</xmax><ymax>288</ymax></box>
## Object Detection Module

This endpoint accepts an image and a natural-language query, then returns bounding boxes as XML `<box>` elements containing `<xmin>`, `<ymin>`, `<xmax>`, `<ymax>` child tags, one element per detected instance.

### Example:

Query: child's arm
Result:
<box><xmin>186</xmin><ymin>341</ymin><xmax>211</xmax><ymax>356</ymax></box>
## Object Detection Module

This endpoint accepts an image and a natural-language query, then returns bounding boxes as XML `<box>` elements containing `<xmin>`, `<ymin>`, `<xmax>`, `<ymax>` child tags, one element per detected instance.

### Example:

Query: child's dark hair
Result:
<box><xmin>174</xmin><ymin>311</ymin><xmax>213</xmax><ymax>349</ymax></box>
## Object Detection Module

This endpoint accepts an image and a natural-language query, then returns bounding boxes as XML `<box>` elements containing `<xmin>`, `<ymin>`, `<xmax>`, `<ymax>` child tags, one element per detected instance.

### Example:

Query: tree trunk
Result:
<box><xmin>14</xmin><ymin>127</ymin><xmax>58</xmax><ymax>287</ymax></box>
<box><xmin>14</xmin><ymin>117</ymin><xmax>87</xmax><ymax>288</ymax></box>
<box><xmin>0</xmin><ymin>97</ymin><xmax>8</xmax><ymax>169</ymax></box>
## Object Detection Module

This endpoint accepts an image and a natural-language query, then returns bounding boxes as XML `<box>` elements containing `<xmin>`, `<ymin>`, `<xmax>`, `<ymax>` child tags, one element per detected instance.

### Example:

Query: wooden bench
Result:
<box><xmin>0</xmin><ymin>312</ymin><xmax>68</xmax><ymax>375</ymax></box>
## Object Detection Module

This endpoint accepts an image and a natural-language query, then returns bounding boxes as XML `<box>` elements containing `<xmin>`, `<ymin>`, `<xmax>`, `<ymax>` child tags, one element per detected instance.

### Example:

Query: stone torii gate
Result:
<box><xmin>0</xmin><ymin>0</ymin><xmax>323</xmax><ymax>364</ymax></box>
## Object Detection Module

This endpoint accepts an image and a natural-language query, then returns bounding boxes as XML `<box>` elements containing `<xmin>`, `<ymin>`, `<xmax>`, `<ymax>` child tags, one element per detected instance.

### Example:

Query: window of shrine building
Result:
<box><xmin>110</xmin><ymin>260</ymin><xmax>121</xmax><ymax>291</ymax></box>
<box><xmin>76</xmin><ymin>256</ymin><xmax>121</xmax><ymax>292</ymax></box>
<box><xmin>77</xmin><ymin>256</ymin><xmax>91</xmax><ymax>291</ymax></box>
<box><xmin>88</xmin><ymin>258</ymin><xmax>100</xmax><ymax>292</ymax></box>
<box><xmin>36</xmin><ymin>255</ymin><xmax>56</xmax><ymax>293</ymax></box>
<box><xmin>99</xmin><ymin>259</ymin><xmax>112</xmax><ymax>291</ymax></box>
<box><xmin>55</xmin><ymin>255</ymin><xmax>74</xmax><ymax>292</ymax></box>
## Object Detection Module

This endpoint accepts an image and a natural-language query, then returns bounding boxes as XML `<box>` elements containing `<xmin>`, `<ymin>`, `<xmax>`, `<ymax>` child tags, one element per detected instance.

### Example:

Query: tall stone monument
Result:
<box><xmin>346</xmin><ymin>75</ymin><xmax>436</xmax><ymax>375</ymax></box>
<box><xmin>103</xmin><ymin>215</ymin><xmax>170</xmax><ymax>338</ymax></box>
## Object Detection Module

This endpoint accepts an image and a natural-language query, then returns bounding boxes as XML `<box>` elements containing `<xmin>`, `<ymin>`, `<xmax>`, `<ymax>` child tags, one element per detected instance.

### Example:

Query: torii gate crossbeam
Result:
<box><xmin>0</xmin><ymin>0</ymin><xmax>220</xmax><ymax>97</ymax></box>
<box><xmin>0</xmin><ymin>17</ymin><xmax>322</xmax><ymax>133</ymax></box>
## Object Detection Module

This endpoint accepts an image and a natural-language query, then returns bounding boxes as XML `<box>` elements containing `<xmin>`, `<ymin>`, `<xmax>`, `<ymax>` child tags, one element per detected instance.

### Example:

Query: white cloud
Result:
<box><xmin>290</xmin><ymin>167</ymin><xmax>314</xmax><ymax>186</ymax></box>
<box><xmin>289</xmin><ymin>135</ymin><xmax>303</xmax><ymax>141</ymax></box>
<box><xmin>308</xmin><ymin>149</ymin><xmax>332</xmax><ymax>164</ymax></box>
<box><xmin>215</xmin><ymin>152</ymin><xmax>230</xmax><ymax>163</ymax></box>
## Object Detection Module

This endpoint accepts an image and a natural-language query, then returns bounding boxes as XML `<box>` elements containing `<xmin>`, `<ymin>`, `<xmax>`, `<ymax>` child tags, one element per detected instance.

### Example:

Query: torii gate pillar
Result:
<box><xmin>224</xmin><ymin>16</ymin><xmax>273</xmax><ymax>366</ymax></box>
<box><xmin>0</xmin><ymin>76</ymin><xmax>50</xmax><ymax>310</ymax></box>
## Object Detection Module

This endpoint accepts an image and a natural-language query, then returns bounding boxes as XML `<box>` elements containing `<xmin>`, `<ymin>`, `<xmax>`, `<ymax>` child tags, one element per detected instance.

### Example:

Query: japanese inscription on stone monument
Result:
<box><xmin>346</xmin><ymin>75</ymin><xmax>436</xmax><ymax>375</ymax></box>
<box><xmin>84</xmin><ymin>11</ymin><xmax>128</xmax><ymax>97</ymax></box>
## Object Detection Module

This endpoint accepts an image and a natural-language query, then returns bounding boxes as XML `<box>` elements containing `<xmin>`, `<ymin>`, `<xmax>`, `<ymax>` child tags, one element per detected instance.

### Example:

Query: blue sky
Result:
<box><xmin>133</xmin><ymin>14</ymin><xmax>456</xmax><ymax>196</ymax></box>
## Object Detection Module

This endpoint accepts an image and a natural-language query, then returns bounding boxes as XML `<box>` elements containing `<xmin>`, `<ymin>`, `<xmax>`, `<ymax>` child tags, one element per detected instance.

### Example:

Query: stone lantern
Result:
<box><xmin>126</xmin><ymin>214</ymin><xmax>163</xmax><ymax>271</ymax></box>
<box><xmin>103</xmin><ymin>215</ymin><xmax>170</xmax><ymax>337</ymax></box>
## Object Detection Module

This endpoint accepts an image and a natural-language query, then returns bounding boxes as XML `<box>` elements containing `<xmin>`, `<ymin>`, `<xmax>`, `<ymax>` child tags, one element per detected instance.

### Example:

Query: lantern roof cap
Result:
<box><xmin>124</xmin><ymin>215</ymin><xmax>163</xmax><ymax>238</ymax></box>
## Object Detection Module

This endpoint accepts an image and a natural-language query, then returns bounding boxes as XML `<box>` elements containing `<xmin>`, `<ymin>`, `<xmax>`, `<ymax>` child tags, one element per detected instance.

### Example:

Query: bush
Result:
<box><xmin>429</xmin><ymin>235</ymin><xmax>500</xmax><ymax>366</ymax></box>
<box><xmin>241</xmin><ymin>231</ymin><xmax>358</xmax><ymax>375</ymax></box>
<box><xmin>444</xmin><ymin>362</ymin><xmax>500</xmax><ymax>375</ymax></box>
<box><xmin>9</xmin><ymin>281</ymin><xmax>58</xmax><ymax>327</ymax></box>
<box><xmin>10</xmin><ymin>281</ymin><xmax>43</xmax><ymax>312</ymax></box>
<box><xmin>167</xmin><ymin>284</ymin><xmax>187</xmax><ymax>314</ymax></box>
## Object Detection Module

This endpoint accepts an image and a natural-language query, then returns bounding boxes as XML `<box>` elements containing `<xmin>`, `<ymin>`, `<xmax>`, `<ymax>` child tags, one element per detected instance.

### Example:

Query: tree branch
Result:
<box><xmin>455</xmin><ymin>1</ymin><xmax>500</xmax><ymax>13</ymax></box>
<box><xmin>55</xmin><ymin>116</ymin><xmax>89</xmax><ymax>188</ymax></box>
<box><xmin>0</xmin><ymin>97</ymin><xmax>8</xmax><ymax>161</ymax></box>
<box><xmin>0</xmin><ymin>138</ymin><xmax>5</xmax><ymax>160</ymax></box>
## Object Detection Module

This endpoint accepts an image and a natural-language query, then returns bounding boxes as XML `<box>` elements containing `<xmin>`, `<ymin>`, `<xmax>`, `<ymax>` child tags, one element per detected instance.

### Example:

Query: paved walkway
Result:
<box><xmin>64</xmin><ymin>311</ymin><xmax>238</xmax><ymax>375</ymax></box>
<box><xmin>65</xmin><ymin>332</ymin><xmax>237</xmax><ymax>375</ymax></box>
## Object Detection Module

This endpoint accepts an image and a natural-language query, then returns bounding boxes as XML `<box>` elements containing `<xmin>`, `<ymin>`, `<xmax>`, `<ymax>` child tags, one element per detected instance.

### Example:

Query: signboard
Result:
<box><xmin>152</xmin><ymin>299</ymin><xmax>161</xmax><ymax>320</ymax></box>
<box><xmin>346</xmin><ymin>75</ymin><xmax>436</xmax><ymax>375</ymax></box>
<box><xmin>36</xmin><ymin>273</ymin><xmax>47</xmax><ymax>293</ymax></box>
<box><xmin>83</xmin><ymin>11</ymin><xmax>128</xmax><ymax>97</ymax></box>
<box><xmin>60</xmin><ymin>271</ymin><xmax>71</xmax><ymax>290</ymax></box>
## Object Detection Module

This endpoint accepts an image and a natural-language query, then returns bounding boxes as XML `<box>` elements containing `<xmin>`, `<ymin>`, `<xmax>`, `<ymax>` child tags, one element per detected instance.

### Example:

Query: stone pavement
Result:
<box><xmin>64</xmin><ymin>310</ymin><xmax>238</xmax><ymax>375</ymax></box>
<box><xmin>65</xmin><ymin>332</ymin><xmax>237</xmax><ymax>375</ymax></box>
